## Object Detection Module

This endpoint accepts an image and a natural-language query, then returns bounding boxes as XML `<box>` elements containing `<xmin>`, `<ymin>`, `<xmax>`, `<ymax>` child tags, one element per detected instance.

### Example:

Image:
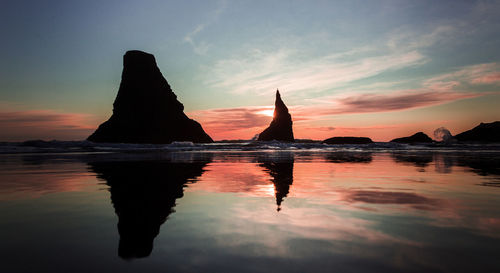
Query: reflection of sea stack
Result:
<box><xmin>258</xmin><ymin>90</ymin><xmax>294</xmax><ymax>142</ymax></box>
<box><xmin>455</xmin><ymin>121</ymin><xmax>500</xmax><ymax>143</ymax></box>
<box><xmin>260</xmin><ymin>159</ymin><xmax>294</xmax><ymax>211</ymax></box>
<box><xmin>89</xmin><ymin>159</ymin><xmax>210</xmax><ymax>259</ymax></box>
<box><xmin>325</xmin><ymin>152</ymin><xmax>372</xmax><ymax>163</ymax></box>
<box><xmin>391</xmin><ymin>153</ymin><xmax>433</xmax><ymax>167</ymax></box>
<box><xmin>390</xmin><ymin>132</ymin><xmax>433</xmax><ymax>144</ymax></box>
<box><xmin>88</xmin><ymin>50</ymin><xmax>213</xmax><ymax>144</ymax></box>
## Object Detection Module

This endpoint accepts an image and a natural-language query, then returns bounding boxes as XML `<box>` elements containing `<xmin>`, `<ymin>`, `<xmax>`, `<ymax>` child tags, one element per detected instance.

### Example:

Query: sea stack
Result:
<box><xmin>88</xmin><ymin>50</ymin><xmax>213</xmax><ymax>144</ymax></box>
<box><xmin>455</xmin><ymin>121</ymin><xmax>500</xmax><ymax>143</ymax></box>
<box><xmin>390</xmin><ymin>132</ymin><xmax>433</xmax><ymax>144</ymax></box>
<box><xmin>258</xmin><ymin>90</ymin><xmax>294</xmax><ymax>142</ymax></box>
<box><xmin>323</xmin><ymin>136</ymin><xmax>373</xmax><ymax>144</ymax></box>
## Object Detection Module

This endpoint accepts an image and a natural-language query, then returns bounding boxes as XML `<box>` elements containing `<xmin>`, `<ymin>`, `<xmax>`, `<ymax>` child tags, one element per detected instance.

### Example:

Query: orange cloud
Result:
<box><xmin>189</xmin><ymin>106</ymin><xmax>273</xmax><ymax>140</ymax></box>
<box><xmin>0</xmin><ymin>109</ymin><xmax>95</xmax><ymax>141</ymax></box>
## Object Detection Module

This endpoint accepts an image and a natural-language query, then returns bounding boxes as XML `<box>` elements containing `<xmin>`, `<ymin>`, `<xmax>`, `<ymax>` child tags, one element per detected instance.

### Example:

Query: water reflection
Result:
<box><xmin>88</xmin><ymin>158</ymin><xmax>211</xmax><ymax>259</ymax></box>
<box><xmin>1</xmin><ymin>151</ymin><xmax>500</xmax><ymax>272</ymax></box>
<box><xmin>389</xmin><ymin>152</ymin><xmax>500</xmax><ymax>185</ymax></box>
<box><xmin>339</xmin><ymin>189</ymin><xmax>442</xmax><ymax>210</ymax></box>
<box><xmin>324</xmin><ymin>152</ymin><xmax>372</xmax><ymax>163</ymax></box>
<box><xmin>391</xmin><ymin>153</ymin><xmax>433</xmax><ymax>168</ymax></box>
<box><xmin>258</xmin><ymin>156</ymin><xmax>294</xmax><ymax>211</ymax></box>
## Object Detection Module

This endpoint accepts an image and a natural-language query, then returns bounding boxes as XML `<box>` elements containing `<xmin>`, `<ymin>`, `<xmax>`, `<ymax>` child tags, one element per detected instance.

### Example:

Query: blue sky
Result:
<box><xmin>1</xmin><ymin>0</ymin><xmax>499</xmax><ymax>140</ymax></box>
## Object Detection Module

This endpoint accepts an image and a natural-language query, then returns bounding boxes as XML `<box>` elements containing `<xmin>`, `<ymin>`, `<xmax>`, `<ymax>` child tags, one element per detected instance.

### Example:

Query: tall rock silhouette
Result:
<box><xmin>258</xmin><ymin>90</ymin><xmax>294</xmax><ymax>142</ymax></box>
<box><xmin>88</xmin><ymin>50</ymin><xmax>213</xmax><ymax>144</ymax></box>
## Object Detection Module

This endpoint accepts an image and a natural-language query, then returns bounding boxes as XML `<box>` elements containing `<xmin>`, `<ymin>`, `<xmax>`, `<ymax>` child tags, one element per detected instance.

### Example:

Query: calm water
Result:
<box><xmin>0</xmin><ymin>151</ymin><xmax>499</xmax><ymax>273</ymax></box>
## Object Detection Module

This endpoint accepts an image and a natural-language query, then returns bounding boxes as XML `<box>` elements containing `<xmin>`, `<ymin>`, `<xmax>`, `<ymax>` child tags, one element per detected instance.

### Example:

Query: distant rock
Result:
<box><xmin>88</xmin><ymin>50</ymin><xmax>213</xmax><ymax>144</ymax></box>
<box><xmin>323</xmin><ymin>136</ymin><xmax>373</xmax><ymax>144</ymax></box>
<box><xmin>258</xmin><ymin>90</ymin><xmax>294</xmax><ymax>142</ymax></box>
<box><xmin>455</xmin><ymin>121</ymin><xmax>500</xmax><ymax>143</ymax></box>
<box><xmin>390</xmin><ymin>132</ymin><xmax>433</xmax><ymax>144</ymax></box>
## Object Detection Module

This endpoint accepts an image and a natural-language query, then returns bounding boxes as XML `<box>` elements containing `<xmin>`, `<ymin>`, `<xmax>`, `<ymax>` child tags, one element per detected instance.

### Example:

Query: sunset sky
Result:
<box><xmin>1</xmin><ymin>0</ymin><xmax>499</xmax><ymax>141</ymax></box>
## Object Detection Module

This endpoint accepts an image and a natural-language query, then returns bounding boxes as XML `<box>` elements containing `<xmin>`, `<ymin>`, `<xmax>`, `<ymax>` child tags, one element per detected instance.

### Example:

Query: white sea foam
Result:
<box><xmin>0</xmin><ymin>140</ymin><xmax>499</xmax><ymax>154</ymax></box>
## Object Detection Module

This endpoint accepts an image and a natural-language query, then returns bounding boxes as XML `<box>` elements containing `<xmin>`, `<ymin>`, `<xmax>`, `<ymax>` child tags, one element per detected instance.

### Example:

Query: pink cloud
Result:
<box><xmin>470</xmin><ymin>72</ymin><xmax>500</xmax><ymax>84</ymax></box>
<box><xmin>0</xmin><ymin>109</ymin><xmax>95</xmax><ymax>141</ymax></box>
<box><xmin>189</xmin><ymin>106</ymin><xmax>273</xmax><ymax>140</ymax></box>
<box><xmin>303</xmin><ymin>126</ymin><xmax>336</xmax><ymax>132</ymax></box>
<box><xmin>331</xmin><ymin>90</ymin><xmax>479</xmax><ymax>114</ymax></box>
<box><xmin>425</xmin><ymin>63</ymin><xmax>500</xmax><ymax>87</ymax></box>
<box><xmin>293</xmin><ymin>90</ymin><xmax>483</xmax><ymax>119</ymax></box>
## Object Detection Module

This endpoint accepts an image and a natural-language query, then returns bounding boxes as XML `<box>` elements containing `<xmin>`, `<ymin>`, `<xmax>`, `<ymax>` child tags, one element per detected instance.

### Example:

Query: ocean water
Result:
<box><xmin>0</xmin><ymin>146</ymin><xmax>499</xmax><ymax>272</ymax></box>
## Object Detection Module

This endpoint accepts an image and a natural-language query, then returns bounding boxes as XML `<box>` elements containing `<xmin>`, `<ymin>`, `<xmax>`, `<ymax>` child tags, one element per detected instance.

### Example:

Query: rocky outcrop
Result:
<box><xmin>323</xmin><ymin>136</ymin><xmax>373</xmax><ymax>144</ymax></box>
<box><xmin>88</xmin><ymin>50</ymin><xmax>213</xmax><ymax>144</ymax></box>
<box><xmin>390</xmin><ymin>132</ymin><xmax>433</xmax><ymax>144</ymax></box>
<box><xmin>257</xmin><ymin>90</ymin><xmax>294</xmax><ymax>142</ymax></box>
<box><xmin>455</xmin><ymin>121</ymin><xmax>500</xmax><ymax>143</ymax></box>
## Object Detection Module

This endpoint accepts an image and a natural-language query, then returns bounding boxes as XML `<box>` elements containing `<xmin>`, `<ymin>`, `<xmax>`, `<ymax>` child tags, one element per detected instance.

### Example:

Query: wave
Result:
<box><xmin>1</xmin><ymin>140</ymin><xmax>499</xmax><ymax>154</ymax></box>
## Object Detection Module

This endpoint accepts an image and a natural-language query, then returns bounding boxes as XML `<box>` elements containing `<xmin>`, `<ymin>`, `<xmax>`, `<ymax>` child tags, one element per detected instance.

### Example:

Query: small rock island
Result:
<box><xmin>390</xmin><ymin>132</ymin><xmax>433</xmax><ymax>144</ymax></box>
<box><xmin>323</xmin><ymin>137</ymin><xmax>373</xmax><ymax>144</ymax></box>
<box><xmin>258</xmin><ymin>90</ymin><xmax>294</xmax><ymax>142</ymax></box>
<box><xmin>88</xmin><ymin>50</ymin><xmax>213</xmax><ymax>144</ymax></box>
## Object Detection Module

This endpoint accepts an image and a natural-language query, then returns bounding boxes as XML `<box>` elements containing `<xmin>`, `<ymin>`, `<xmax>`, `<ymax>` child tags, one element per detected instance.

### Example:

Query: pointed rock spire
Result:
<box><xmin>88</xmin><ymin>50</ymin><xmax>213</xmax><ymax>144</ymax></box>
<box><xmin>257</xmin><ymin>89</ymin><xmax>294</xmax><ymax>142</ymax></box>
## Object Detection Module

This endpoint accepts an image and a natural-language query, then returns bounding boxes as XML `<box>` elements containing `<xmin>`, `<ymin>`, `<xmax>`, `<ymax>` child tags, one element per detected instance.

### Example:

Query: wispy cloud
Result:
<box><xmin>425</xmin><ymin>63</ymin><xmax>500</xmax><ymax>88</ymax></box>
<box><xmin>387</xmin><ymin>24</ymin><xmax>457</xmax><ymax>51</ymax></box>
<box><xmin>306</xmin><ymin>90</ymin><xmax>482</xmax><ymax>116</ymax></box>
<box><xmin>0</xmin><ymin>109</ymin><xmax>95</xmax><ymax>141</ymax></box>
<box><xmin>205</xmin><ymin>8</ymin><xmax>500</xmax><ymax>98</ymax></box>
<box><xmin>205</xmin><ymin>19</ymin><xmax>472</xmax><ymax>96</ymax></box>
<box><xmin>183</xmin><ymin>1</ymin><xmax>227</xmax><ymax>55</ymax></box>
<box><xmin>209</xmin><ymin>48</ymin><xmax>426</xmax><ymax>95</ymax></box>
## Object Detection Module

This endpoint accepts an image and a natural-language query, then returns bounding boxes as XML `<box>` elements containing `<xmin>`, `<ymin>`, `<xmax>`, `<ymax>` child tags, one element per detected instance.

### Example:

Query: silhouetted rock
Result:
<box><xmin>390</xmin><ymin>132</ymin><xmax>433</xmax><ymax>144</ymax></box>
<box><xmin>88</xmin><ymin>159</ymin><xmax>210</xmax><ymax>259</ymax></box>
<box><xmin>323</xmin><ymin>137</ymin><xmax>373</xmax><ymax>144</ymax></box>
<box><xmin>455</xmin><ymin>121</ymin><xmax>500</xmax><ymax>143</ymax></box>
<box><xmin>258</xmin><ymin>90</ymin><xmax>294</xmax><ymax>142</ymax></box>
<box><xmin>88</xmin><ymin>50</ymin><xmax>213</xmax><ymax>144</ymax></box>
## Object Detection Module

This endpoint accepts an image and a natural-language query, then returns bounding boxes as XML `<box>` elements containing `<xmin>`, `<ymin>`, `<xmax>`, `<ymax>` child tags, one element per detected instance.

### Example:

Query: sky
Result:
<box><xmin>0</xmin><ymin>0</ymin><xmax>499</xmax><ymax>141</ymax></box>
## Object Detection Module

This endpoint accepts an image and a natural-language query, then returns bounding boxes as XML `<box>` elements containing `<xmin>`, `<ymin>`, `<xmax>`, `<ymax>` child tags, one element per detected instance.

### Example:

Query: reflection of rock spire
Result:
<box><xmin>88</xmin><ymin>159</ymin><xmax>210</xmax><ymax>259</ymax></box>
<box><xmin>258</xmin><ymin>90</ymin><xmax>294</xmax><ymax>142</ymax></box>
<box><xmin>260</xmin><ymin>159</ymin><xmax>294</xmax><ymax>211</ymax></box>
